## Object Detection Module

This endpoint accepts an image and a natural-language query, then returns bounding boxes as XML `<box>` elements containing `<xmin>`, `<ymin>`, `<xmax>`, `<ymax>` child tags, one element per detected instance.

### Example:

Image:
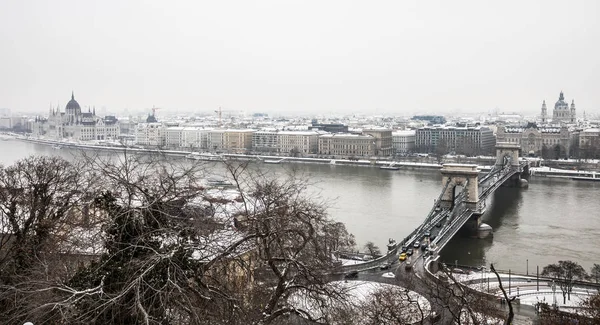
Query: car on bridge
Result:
<box><xmin>399</xmin><ymin>253</ymin><xmax>407</xmax><ymax>261</ymax></box>
<box><xmin>344</xmin><ymin>271</ymin><xmax>359</xmax><ymax>279</ymax></box>
<box><xmin>413</xmin><ymin>241</ymin><xmax>420</xmax><ymax>248</ymax></box>
<box><xmin>379</xmin><ymin>262</ymin><xmax>391</xmax><ymax>270</ymax></box>
<box><xmin>407</xmin><ymin>248</ymin><xmax>414</xmax><ymax>256</ymax></box>
<box><xmin>401</xmin><ymin>245</ymin><xmax>408</xmax><ymax>253</ymax></box>
<box><xmin>424</xmin><ymin>231</ymin><xmax>431</xmax><ymax>237</ymax></box>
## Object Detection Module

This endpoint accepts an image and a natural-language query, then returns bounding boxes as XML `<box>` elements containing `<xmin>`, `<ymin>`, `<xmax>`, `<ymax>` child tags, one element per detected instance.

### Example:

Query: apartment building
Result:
<box><xmin>415</xmin><ymin>125</ymin><xmax>495</xmax><ymax>155</ymax></box>
<box><xmin>135</xmin><ymin>123</ymin><xmax>164</xmax><ymax>147</ymax></box>
<box><xmin>362</xmin><ymin>128</ymin><xmax>393</xmax><ymax>156</ymax></box>
<box><xmin>252</xmin><ymin>130</ymin><xmax>279</xmax><ymax>153</ymax></box>
<box><xmin>222</xmin><ymin>129</ymin><xmax>255</xmax><ymax>153</ymax></box>
<box><xmin>392</xmin><ymin>130</ymin><xmax>416</xmax><ymax>155</ymax></box>
<box><xmin>318</xmin><ymin>133</ymin><xmax>376</xmax><ymax>157</ymax></box>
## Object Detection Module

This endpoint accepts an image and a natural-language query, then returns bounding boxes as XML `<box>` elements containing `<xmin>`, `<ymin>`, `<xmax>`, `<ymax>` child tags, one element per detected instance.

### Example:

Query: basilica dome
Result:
<box><xmin>554</xmin><ymin>91</ymin><xmax>568</xmax><ymax>110</ymax></box>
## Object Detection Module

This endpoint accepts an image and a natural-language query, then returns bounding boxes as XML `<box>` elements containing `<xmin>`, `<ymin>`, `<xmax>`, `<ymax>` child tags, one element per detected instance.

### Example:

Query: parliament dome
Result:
<box><xmin>66</xmin><ymin>92</ymin><xmax>81</xmax><ymax>112</ymax></box>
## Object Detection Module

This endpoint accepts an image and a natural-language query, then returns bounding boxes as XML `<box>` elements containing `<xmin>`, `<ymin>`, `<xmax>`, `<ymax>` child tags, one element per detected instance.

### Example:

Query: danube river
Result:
<box><xmin>1</xmin><ymin>139</ymin><xmax>599</xmax><ymax>274</ymax></box>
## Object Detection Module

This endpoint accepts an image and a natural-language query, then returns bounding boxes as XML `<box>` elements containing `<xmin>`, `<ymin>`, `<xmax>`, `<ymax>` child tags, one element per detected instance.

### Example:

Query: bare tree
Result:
<box><xmin>542</xmin><ymin>260</ymin><xmax>588</xmax><ymax>304</ymax></box>
<box><xmin>591</xmin><ymin>263</ymin><xmax>600</xmax><ymax>283</ymax></box>
<box><xmin>490</xmin><ymin>263</ymin><xmax>515</xmax><ymax>325</ymax></box>
<box><xmin>322</xmin><ymin>221</ymin><xmax>356</xmax><ymax>257</ymax></box>
<box><xmin>420</xmin><ymin>264</ymin><xmax>507</xmax><ymax>325</ymax></box>
<box><xmin>0</xmin><ymin>154</ymin><xmax>354</xmax><ymax>325</ymax></box>
<box><xmin>0</xmin><ymin>156</ymin><xmax>93</xmax><ymax>324</ymax></box>
<box><xmin>364</xmin><ymin>241</ymin><xmax>381</xmax><ymax>257</ymax></box>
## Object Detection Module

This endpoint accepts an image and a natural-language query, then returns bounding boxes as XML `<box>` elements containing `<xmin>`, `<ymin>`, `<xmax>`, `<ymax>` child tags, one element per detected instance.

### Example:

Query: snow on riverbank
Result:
<box><xmin>290</xmin><ymin>281</ymin><xmax>431</xmax><ymax>324</ymax></box>
<box><xmin>449</xmin><ymin>270</ymin><xmax>598</xmax><ymax>310</ymax></box>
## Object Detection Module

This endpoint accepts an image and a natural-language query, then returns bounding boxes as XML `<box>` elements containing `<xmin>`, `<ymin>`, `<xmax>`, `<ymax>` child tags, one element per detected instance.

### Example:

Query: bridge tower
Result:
<box><xmin>495</xmin><ymin>142</ymin><xmax>520</xmax><ymax>168</ymax></box>
<box><xmin>495</xmin><ymin>142</ymin><xmax>529</xmax><ymax>186</ymax></box>
<box><xmin>439</xmin><ymin>164</ymin><xmax>480</xmax><ymax>211</ymax></box>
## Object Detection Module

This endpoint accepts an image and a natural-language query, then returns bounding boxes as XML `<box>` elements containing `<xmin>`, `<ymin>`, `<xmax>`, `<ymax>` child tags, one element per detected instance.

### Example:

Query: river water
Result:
<box><xmin>1</xmin><ymin>139</ymin><xmax>599</xmax><ymax>274</ymax></box>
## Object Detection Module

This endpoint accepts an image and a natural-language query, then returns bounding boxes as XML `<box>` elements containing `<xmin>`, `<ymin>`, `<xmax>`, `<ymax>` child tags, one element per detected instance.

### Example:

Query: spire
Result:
<box><xmin>71</xmin><ymin>91</ymin><xmax>74</xmax><ymax>100</ymax></box>
<box><xmin>559</xmin><ymin>91</ymin><xmax>564</xmax><ymax>101</ymax></box>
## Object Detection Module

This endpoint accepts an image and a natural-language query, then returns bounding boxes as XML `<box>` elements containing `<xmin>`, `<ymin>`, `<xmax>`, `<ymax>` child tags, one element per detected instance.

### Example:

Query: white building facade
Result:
<box><xmin>32</xmin><ymin>93</ymin><xmax>120</xmax><ymax>141</ymax></box>
<box><xmin>392</xmin><ymin>130</ymin><xmax>416</xmax><ymax>155</ymax></box>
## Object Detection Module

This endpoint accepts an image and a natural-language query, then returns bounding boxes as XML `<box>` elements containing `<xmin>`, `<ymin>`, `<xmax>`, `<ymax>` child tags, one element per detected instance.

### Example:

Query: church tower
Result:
<box><xmin>541</xmin><ymin>100</ymin><xmax>547</xmax><ymax>123</ymax></box>
<box><xmin>570</xmin><ymin>100</ymin><xmax>576</xmax><ymax>123</ymax></box>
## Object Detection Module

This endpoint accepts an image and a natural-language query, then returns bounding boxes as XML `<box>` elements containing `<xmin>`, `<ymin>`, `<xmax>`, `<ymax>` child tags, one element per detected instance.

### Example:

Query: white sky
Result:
<box><xmin>1</xmin><ymin>0</ymin><xmax>599</xmax><ymax>116</ymax></box>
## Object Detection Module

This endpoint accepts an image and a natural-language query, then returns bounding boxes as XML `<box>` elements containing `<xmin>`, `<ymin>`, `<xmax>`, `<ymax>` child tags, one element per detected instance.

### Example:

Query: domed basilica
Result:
<box><xmin>541</xmin><ymin>91</ymin><xmax>576</xmax><ymax>124</ymax></box>
<box><xmin>32</xmin><ymin>92</ymin><xmax>120</xmax><ymax>141</ymax></box>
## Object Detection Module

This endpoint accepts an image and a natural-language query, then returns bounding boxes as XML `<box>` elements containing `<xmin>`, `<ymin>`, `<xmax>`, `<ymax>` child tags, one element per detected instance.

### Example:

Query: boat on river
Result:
<box><xmin>186</xmin><ymin>152</ymin><xmax>222</xmax><ymax>161</ymax></box>
<box><xmin>571</xmin><ymin>175</ymin><xmax>600</xmax><ymax>182</ymax></box>
<box><xmin>263</xmin><ymin>158</ymin><xmax>286</xmax><ymax>164</ymax></box>
<box><xmin>380</xmin><ymin>163</ymin><xmax>400</xmax><ymax>170</ymax></box>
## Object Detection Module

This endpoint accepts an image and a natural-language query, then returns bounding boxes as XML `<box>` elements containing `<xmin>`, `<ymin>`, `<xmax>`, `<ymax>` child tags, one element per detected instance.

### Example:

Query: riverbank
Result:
<box><xmin>14</xmin><ymin>135</ymin><xmax>448</xmax><ymax>171</ymax></box>
<box><xmin>8</xmin><ymin>134</ymin><xmax>600</xmax><ymax>178</ymax></box>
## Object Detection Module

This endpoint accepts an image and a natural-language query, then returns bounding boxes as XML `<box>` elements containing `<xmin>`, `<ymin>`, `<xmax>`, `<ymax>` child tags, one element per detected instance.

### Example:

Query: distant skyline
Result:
<box><xmin>1</xmin><ymin>0</ymin><xmax>599</xmax><ymax>117</ymax></box>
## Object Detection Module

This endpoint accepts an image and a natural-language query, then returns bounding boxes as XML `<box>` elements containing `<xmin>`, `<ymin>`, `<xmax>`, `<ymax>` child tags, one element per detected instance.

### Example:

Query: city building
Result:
<box><xmin>362</xmin><ymin>128</ymin><xmax>393</xmax><ymax>156</ymax></box>
<box><xmin>277</xmin><ymin>130</ymin><xmax>321</xmax><ymax>155</ymax></box>
<box><xmin>222</xmin><ymin>129</ymin><xmax>255</xmax><ymax>153</ymax></box>
<box><xmin>135</xmin><ymin>122</ymin><xmax>164</xmax><ymax>147</ymax></box>
<box><xmin>496</xmin><ymin>123</ymin><xmax>575</xmax><ymax>158</ymax></box>
<box><xmin>578</xmin><ymin>128</ymin><xmax>600</xmax><ymax>158</ymax></box>
<box><xmin>411</xmin><ymin>115</ymin><xmax>446</xmax><ymax>125</ymax></box>
<box><xmin>318</xmin><ymin>133</ymin><xmax>376</xmax><ymax>157</ymax></box>
<box><xmin>308</xmin><ymin>120</ymin><xmax>349</xmax><ymax>133</ymax></box>
<box><xmin>32</xmin><ymin>93</ymin><xmax>120</xmax><ymax>141</ymax></box>
<box><xmin>392</xmin><ymin>130</ymin><xmax>416</xmax><ymax>155</ymax></box>
<box><xmin>252</xmin><ymin>130</ymin><xmax>279</xmax><ymax>153</ymax></box>
<box><xmin>541</xmin><ymin>91</ymin><xmax>576</xmax><ymax>124</ymax></box>
<box><xmin>415</xmin><ymin>125</ymin><xmax>495</xmax><ymax>156</ymax></box>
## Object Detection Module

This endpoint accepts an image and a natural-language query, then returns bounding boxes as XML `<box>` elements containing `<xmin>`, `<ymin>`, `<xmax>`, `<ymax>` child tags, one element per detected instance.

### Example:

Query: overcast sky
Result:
<box><xmin>1</xmin><ymin>0</ymin><xmax>599</xmax><ymax>117</ymax></box>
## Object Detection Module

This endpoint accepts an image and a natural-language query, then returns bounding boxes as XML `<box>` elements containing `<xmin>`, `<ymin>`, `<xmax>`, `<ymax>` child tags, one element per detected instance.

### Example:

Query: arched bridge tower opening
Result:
<box><xmin>439</xmin><ymin>164</ymin><xmax>479</xmax><ymax>211</ymax></box>
<box><xmin>495</xmin><ymin>142</ymin><xmax>520</xmax><ymax>168</ymax></box>
<box><xmin>495</xmin><ymin>142</ymin><xmax>528</xmax><ymax>186</ymax></box>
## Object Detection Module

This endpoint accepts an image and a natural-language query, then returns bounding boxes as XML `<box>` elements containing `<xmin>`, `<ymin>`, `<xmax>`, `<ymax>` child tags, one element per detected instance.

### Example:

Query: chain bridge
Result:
<box><xmin>338</xmin><ymin>143</ymin><xmax>529</xmax><ymax>274</ymax></box>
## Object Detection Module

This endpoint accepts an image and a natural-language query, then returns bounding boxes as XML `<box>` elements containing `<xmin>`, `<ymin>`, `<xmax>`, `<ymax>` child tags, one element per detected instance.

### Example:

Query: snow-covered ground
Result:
<box><xmin>338</xmin><ymin>258</ymin><xmax>366</xmax><ymax>266</ymax></box>
<box><xmin>448</xmin><ymin>270</ymin><xmax>598</xmax><ymax>311</ymax></box>
<box><xmin>290</xmin><ymin>281</ymin><xmax>431</xmax><ymax>324</ymax></box>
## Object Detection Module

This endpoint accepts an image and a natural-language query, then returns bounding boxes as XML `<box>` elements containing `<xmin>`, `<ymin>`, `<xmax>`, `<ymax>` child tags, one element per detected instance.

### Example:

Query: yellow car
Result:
<box><xmin>399</xmin><ymin>253</ymin><xmax>407</xmax><ymax>261</ymax></box>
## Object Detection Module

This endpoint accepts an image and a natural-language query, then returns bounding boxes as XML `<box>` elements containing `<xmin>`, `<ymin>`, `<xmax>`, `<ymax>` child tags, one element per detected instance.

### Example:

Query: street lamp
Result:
<box><xmin>552</xmin><ymin>280</ymin><xmax>557</xmax><ymax>307</ymax></box>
